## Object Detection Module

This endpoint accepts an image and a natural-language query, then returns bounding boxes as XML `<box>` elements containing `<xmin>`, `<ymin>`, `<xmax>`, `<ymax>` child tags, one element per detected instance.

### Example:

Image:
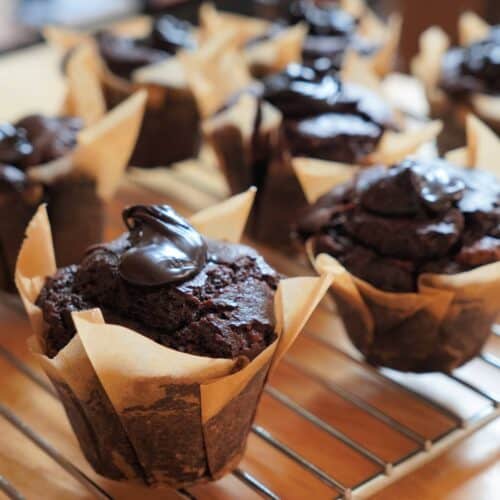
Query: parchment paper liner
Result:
<box><xmin>296</xmin><ymin>118</ymin><xmax>500</xmax><ymax>372</ymax></box>
<box><xmin>203</xmin><ymin>85</ymin><xmax>441</xmax><ymax>247</ymax></box>
<box><xmin>180</xmin><ymin>29</ymin><xmax>253</xmax><ymax>119</ymax></box>
<box><xmin>15</xmin><ymin>190</ymin><xmax>333</xmax><ymax>487</ymax></box>
<box><xmin>199</xmin><ymin>1</ymin><xmax>401</xmax><ymax>77</ymax></box>
<box><xmin>411</xmin><ymin>12</ymin><xmax>500</xmax><ymax>149</ymax></box>
<box><xmin>0</xmin><ymin>71</ymin><xmax>145</xmax><ymax>291</ymax></box>
<box><xmin>46</xmin><ymin>24</ymin><xmax>201</xmax><ymax>168</ymax></box>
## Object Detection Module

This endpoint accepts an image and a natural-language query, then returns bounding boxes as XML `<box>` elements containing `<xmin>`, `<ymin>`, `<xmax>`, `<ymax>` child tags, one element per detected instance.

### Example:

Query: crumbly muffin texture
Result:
<box><xmin>37</xmin><ymin>236</ymin><xmax>280</xmax><ymax>360</ymax></box>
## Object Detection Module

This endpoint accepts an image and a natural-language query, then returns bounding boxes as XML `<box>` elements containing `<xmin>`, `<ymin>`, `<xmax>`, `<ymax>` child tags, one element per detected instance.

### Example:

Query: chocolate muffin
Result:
<box><xmin>437</xmin><ymin>25</ymin><xmax>500</xmax><ymax>152</ymax></box>
<box><xmin>298</xmin><ymin>158</ymin><xmax>500</xmax><ymax>371</ymax></box>
<box><xmin>413</xmin><ymin>16</ymin><xmax>500</xmax><ymax>154</ymax></box>
<box><xmin>34</xmin><ymin>204</ymin><xmax>282</xmax><ymax>485</ymax></box>
<box><xmin>89</xmin><ymin>15</ymin><xmax>201</xmax><ymax>168</ymax></box>
<box><xmin>0</xmin><ymin>115</ymin><xmax>104</xmax><ymax>291</ymax></box>
<box><xmin>208</xmin><ymin>63</ymin><xmax>395</xmax><ymax>247</ymax></box>
<box><xmin>440</xmin><ymin>26</ymin><xmax>500</xmax><ymax>99</ymax></box>
<box><xmin>37</xmin><ymin>205</ymin><xmax>279</xmax><ymax>360</ymax></box>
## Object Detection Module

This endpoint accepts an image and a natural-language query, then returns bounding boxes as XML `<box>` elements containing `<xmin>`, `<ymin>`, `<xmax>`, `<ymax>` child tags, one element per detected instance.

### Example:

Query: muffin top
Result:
<box><xmin>0</xmin><ymin>115</ymin><xmax>82</xmax><ymax>193</ymax></box>
<box><xmin>37</xmin><ymin>205</ymin><xmax>280</xmax><ymax>359</ymax></box>
<box><xmin>97</xmin><ymin>15</ymin><xmax>196</xmax><ymax>79</ymax></box>
<box><xmin>261</xmin><ymin>63</ymin><xmax>394</xmax><ymax>163</ymax></box>
<box><xmin>440</xmin><ymin>25</ymin><xmax>500</xmax><ymax>97</ymax></box>
<box><xmin>297</xmin><ymin>158</ymin><xmax>500</xmax><ymax>292</ymax></box>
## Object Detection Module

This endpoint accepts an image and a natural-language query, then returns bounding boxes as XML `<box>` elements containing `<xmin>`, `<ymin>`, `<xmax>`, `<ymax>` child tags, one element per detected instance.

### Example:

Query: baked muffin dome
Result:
<box><xmin>297</xmin><ymin>158</ymin><xmax>500</xmax><ymax>292</ymax></box>
<box><xmin>37</xmin><ymin>205</ymin><xmax>280</xmax><ymax>359</ymax></box>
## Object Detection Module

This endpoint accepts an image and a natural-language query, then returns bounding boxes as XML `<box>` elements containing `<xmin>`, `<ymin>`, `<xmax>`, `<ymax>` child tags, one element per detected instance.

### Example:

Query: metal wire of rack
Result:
<box><xmin>0</xmin><ymin>319</ymin><xmax>498</xmax><ymax>500</ymax></box>
<box><xmin>1</xmin><ymin>168</ymin><xmax>499</xmax><ymax>499</ymax></box>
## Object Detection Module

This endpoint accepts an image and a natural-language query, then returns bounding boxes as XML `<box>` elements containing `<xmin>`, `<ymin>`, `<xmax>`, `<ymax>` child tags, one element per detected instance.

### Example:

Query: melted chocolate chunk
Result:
<box><xmin>297</xmin><ymin>158</ymin><xmax>500</xmax><ymax>292</ymax></box>
<box><xmin>119</xmin><ymin>205</ymin><xmax>207</xmax><ymax>286</ymax></box>
<box><xmin>261</xmin><ymin>64</ymin><xmax>393</xmax><ymax>162</ymax></box>
<box><xmin>440</xmin><ymin>25</ymin><xmax>500</xmax><ymax>96</ymax></box>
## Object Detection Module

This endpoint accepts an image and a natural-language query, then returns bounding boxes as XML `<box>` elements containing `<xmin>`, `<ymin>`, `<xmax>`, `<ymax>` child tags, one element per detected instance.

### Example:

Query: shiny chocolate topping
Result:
<box><xmin>15</xmin><ymin>115</ymin><xmax>82</xmax><ymax>168</ymax></box>
<box><xmin>0</xmin><ymin>123</ymin><xmax>33</xmax><ymax>167</ymax></box>
<box><xmin>440</xmin><ymin>26</ymin><xmax>500</xmax><ymax>96</ymax></box>
<box><xmin>261</xmin><ymin>64</ymin><xmax>393</xmax><ymax>162</ymax></box>
<box><xmin>359</xmin><ymin>159</ymin><xmax>466</xmax><ymax>215</ymax></box>
<box><xmin>287</xmin><ymin>0</ymin><xmax>378</xmax><ymax>69</ymax></box>
<box><xmin>297</xmin><ymin>158</ymin><xmax>500</xmax><ymax>292</ymax></box>
<box><xmin>119</xmin><ymin>205</ymin><xmax>207</xmax><ymax>286</ymax></box>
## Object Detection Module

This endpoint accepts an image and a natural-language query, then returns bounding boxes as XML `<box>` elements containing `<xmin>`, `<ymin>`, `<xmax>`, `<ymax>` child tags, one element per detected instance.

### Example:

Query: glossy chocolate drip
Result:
<box><xmin>119</xmin><ymin>205</ymin><xmax>207</xmax><ymax>286</ymax></box>
<box><xmin>440</xmin><ymin>25</ymin><xmax>500</xmax><ymax>96</ymax></box>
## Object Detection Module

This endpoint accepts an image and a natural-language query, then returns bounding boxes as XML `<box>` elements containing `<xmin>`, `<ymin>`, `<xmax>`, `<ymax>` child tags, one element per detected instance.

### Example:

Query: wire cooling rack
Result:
<box><xmin>0</xmin><ymin>168</ymin><xmax>499</xmax><ymax>500</ymax></box>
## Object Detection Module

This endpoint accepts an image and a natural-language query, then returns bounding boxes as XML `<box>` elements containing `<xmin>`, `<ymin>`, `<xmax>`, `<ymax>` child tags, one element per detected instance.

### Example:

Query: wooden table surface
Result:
<box><xmin>0</xmin><ymin>42</ymin><xmax>499</xmax><ymax>500</ymax></box>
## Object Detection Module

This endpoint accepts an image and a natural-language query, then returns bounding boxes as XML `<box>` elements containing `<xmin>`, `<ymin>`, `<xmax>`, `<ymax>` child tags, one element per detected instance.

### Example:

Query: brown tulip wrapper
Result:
<box><xmin>313</xmin><ymin>253</ymin><xmax>500</xmax><ymax>372</ymax></box>
<box><xmin>297</xmin><ymin>121</ymin><xmax>500</xmax><ymax>372</ymax></box>
<box><xmin>411</xmin><ymin>13</ymin><xmax>500</xmax><ymax>143</ymax></box>
<box><xmin>15</xmin><ymin>190</ymin><xmax>333</xmax><ymax>487</ymax></box>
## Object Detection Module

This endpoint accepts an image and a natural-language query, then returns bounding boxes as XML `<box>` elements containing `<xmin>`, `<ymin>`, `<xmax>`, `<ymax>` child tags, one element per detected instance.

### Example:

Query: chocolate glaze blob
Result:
<box><xmin>359</xmin><ymin>159</ymin><xmax>466</xmax><ymax>216</ymax></box>
<box><xmin>119</xmin><ymin>205</ymin><xmax>208</xmax><ymax>286</ymax></box>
